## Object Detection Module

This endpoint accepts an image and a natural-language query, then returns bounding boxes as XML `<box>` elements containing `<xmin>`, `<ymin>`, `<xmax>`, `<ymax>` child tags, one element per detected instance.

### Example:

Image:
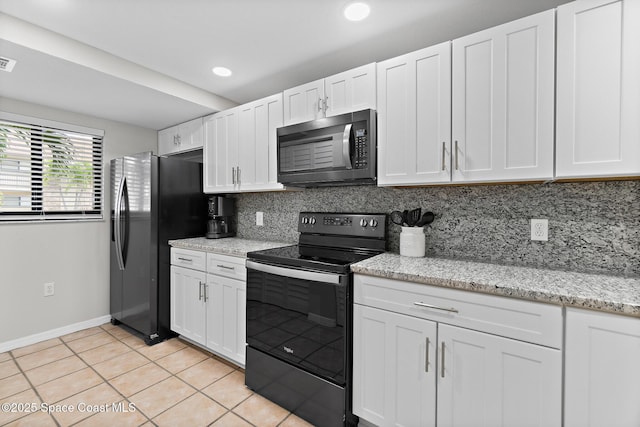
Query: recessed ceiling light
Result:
<box><xmin>212</xmin><ymin>66</ymin><xmax>232</xmax><ymax>77</ymax></box>
<box><xmin>344</xmin><ymin>2</ymin><xmax>370</xmax><ymax>21</ymax></box>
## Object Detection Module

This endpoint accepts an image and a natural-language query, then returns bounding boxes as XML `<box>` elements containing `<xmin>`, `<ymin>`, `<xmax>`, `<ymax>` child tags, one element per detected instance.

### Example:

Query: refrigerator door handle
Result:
<box><xmin>114</xmin><ymin>176</ymin><xmax>126</xmax><ymax>271</ymax></box>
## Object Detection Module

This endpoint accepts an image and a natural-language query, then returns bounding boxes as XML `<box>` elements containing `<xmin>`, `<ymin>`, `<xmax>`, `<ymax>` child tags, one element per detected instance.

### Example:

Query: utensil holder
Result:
<box><xmin>400</xmin><ymin>227</ymin><xmax>425</xmax><ymax>257</ymax></box>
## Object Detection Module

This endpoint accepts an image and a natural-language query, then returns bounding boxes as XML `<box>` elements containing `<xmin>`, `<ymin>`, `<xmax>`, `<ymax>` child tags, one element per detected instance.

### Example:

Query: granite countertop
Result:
<box><xmin>351</xmin><ymin>253</ymin><xmax>640</xmax><ymax>317</ymax></box>
<box><xmin>169</xmin><ymin>237</ymin><xmax>292</xmax><ymax>258</ymax></box>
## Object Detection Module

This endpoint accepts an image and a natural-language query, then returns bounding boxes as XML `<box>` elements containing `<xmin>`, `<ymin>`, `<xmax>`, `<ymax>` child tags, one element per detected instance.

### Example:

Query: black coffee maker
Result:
<box><xmin>206</xmin><ymin>196</ymin><xmax>235</xmax><ymax>239</ymax></box>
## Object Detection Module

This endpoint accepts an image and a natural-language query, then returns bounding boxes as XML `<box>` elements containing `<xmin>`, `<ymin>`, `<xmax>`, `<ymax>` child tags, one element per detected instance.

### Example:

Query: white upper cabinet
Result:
<box><xmin>556</xmin><ymin>0</ymin><xmax>640</xmax><ymax>178</ymax></box>
<box><xmin>452</xmin><ymin>10</ymin><xmax>555</xmax><ymax>183</ymax></box>
<box><xmin>203</xmin><ymin>108</ymin><xmax>238</xmax><ymax>193</ymax></box>
<box><xmin>283</xmin><ymin>63</ymin><xmax>376</xmax><ymax>126</ymax></box>
<box><xmin>237</xmin><ymin>93</ymin><xmax>284</xmax><ymax>192</ymax></box>
<box><xmin>204</xmin><ymin>94</ymin><xmax>284</xmax><ymax>194</ymax></box>
<box><xmin>158</xmin><ymin>117</ymin><xmax>204</xmax><ymax>156</ymax></box>
<box><xmin>377</xmin><ymin>42</ymin><xmax>452</xmax><ymax>186</ymax></box>
<box><xmin>283</xmin><ymin>79</ymin><xmax>325</xmax><ymax>126</ymax></box>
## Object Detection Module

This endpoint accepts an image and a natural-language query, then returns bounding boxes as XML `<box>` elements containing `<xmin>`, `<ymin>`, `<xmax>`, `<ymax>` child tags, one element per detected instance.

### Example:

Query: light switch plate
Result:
<box><xmin>531</xmin><ymin>219</ymin><xmax>549</xmax><ymax>241</ymax></box>
<box><xmin>256</xmin><ymin>211</ymin><xmax>264</xmax><ymax>226</ymax></box>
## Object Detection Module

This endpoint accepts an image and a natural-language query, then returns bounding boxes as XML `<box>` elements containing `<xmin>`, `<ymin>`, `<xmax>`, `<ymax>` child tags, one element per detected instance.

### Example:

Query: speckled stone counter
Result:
<box><xmin>351</xmin><ymin>253</ymin><xmax>640</xmax><ymax>317</ymax></box>
<box><xmin>168</xmin><ymin>237</ymin><xmax>292</xmax><ymax>258</ymax></box>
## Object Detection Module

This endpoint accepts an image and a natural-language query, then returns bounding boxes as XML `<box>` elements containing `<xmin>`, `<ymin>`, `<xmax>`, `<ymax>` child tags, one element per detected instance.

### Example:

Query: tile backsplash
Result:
<box><xmin>234</xmin><ymin>180</ymin><xmax>639</xmax><ymax>276</ymax></box>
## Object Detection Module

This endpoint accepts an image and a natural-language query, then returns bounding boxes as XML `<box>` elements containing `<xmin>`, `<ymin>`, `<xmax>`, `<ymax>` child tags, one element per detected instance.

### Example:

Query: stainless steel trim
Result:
<box><xmin>414</xmin><ymin>301</ymin><xmax>459</xmax><ymax>313</ymax></box>
<box><xmin>441</xmin><ymin>342</ymin><xmax>445</xmax><ymax>378</ymax></box>
<box><xmin>425</xmin><ymin>337</ymin><xmax>430</xmax><ymax>373</ymax></box>
<box><xmin>114</xmin><ymin>176</ymin><xmax>125</xmax><ymax>271</ymax></box>
<box><xmin>246</xmin><ymin>260</ymin><xmax>344</xmax><ymax>285</ymax></box>
<box><xmin>216</xmin><ymin>264</ymin><xmax>235</xmax><ymax>270</ymax></box>
<box><xmin>454</xmin><ymin>140</ymin><xmax>459</xmax><ymax>171</ymax></box>
<box><xmin>342</xmin><ymin>123</ymin><xmax>353</xmax><ymax>170</ymax></box>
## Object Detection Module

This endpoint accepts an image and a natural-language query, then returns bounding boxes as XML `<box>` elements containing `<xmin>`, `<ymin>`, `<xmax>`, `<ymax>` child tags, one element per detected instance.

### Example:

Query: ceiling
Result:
<box><xmin>0</xmin><ymin>0</ymin><xmax>571</xmax><ymax>130</ymax></box>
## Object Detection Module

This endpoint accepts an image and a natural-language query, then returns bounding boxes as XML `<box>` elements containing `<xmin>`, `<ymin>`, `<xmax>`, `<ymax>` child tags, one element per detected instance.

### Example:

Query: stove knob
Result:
<box><xmin>302</xmin><ymin>217</ymin><xmax>308</xmax><ymax>225</ymax></box>
<box><xmin>369</xmin><ymin>219</ymin><xmax>378</xmax><ymax>227</ymax></box>
<box><xmin>360</xmin><ymin>218</ymin><xmax>368</xmax><ymax>227</ymax></box>
<box><xmin>310</xmin><ymin>217</ymin><xmax>316</xmax><ymax>225</ymax></box>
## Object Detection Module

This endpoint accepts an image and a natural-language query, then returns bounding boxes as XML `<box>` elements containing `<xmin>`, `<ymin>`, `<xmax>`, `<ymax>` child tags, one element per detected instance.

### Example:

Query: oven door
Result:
<box><xmin>245</xmin><ymin>260</ymin><xmax>349</xmax><ymax>386</ymax></box>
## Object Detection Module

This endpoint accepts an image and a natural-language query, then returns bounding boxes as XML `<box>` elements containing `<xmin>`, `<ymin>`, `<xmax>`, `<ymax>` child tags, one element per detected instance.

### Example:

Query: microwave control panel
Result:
<box><xmin>354</xmin><ymin>128</ymin><xmax>368</xmax><ymax>169</ymax></box>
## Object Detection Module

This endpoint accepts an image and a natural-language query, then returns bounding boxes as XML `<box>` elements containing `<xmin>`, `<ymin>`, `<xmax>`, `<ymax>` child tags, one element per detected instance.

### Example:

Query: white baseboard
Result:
<box><xmin>0</xmin><ymin>315</ymin><xmax>112</xmax><ymax>353</ymax></box>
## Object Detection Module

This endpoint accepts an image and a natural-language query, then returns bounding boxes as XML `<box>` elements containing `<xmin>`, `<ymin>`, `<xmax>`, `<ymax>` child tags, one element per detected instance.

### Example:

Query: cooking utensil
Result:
<box><xmin>390</xmin><ymin>210</ymin><xmax>405</xmax><ymax>226</ymax></box>
<box><xmin>402</xmin><ymin>210</ymin><xmax>409</xmax><ymax>226</ymax></box>
<box><xmin>407</xmin><ymin>208</ymin><xmax>421</xmax><ymax>227</ymax></box>
<box><xmin>416</xmin><ymin>211</ymin><xmax>435</xmax><ymax>227</ymax></box>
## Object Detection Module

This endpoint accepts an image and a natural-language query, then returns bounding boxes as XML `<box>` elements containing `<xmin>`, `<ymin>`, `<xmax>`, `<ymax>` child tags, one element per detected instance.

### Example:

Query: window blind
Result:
<box><xmin>0</xmin><ymin>113</ymin><xmax>104</xmax><ymax>222</ymax></box>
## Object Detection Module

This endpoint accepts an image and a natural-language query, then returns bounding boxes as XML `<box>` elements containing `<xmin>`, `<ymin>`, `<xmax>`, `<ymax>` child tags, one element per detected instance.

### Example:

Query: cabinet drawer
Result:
<box><xmin>171</xmin><ymin>248</ymin><xmax>206</xmax><ymax>271</ymax></box>
<box><xmin>354</xmin><ymin>274</ymin><xmax>562</xmax><ymax>349</ymax></box>
<box><xmin>207</xmin><ymin>253</ymin><xmax>246</xmax><ymax>281</ymax></box>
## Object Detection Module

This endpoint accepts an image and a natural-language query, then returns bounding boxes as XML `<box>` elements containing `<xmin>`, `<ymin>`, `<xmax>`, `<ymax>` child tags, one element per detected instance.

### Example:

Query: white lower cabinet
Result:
<box><xmin>564</xmin><ymin>308</ymin><xmax>640</xmax><ymax>427</ymax></box>
<box><xmin>170</xmin><ymin>248</ymin><xmax>247</xmax><ymax>366</ymax></box>
<box><xmin>170</xmin><ymin>265</ymin><xmax>206</xmax><ymax>345</ymax></box>
<box><xmin>353</xmin><ymin>274</ymin><xmax>562</xmax><ymax>427</ymax></box>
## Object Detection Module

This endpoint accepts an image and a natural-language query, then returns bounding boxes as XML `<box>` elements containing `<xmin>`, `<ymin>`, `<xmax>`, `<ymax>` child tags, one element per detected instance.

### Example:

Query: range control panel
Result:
<box><xmin>298</xmin><ymin>212</ymin><xmax>386</xmax><ymax>239</ymax></box>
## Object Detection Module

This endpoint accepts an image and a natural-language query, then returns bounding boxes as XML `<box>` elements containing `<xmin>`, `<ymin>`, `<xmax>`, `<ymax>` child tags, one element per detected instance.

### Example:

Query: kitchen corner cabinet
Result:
<box><xmin>555</xmin><ymin>0</ymin><xmax>640</xmax><ymax>179</ymax></box>
<box><xmin>377</xmin><ymin>42</ymin><xmax>452</xmax><ymax>186</ymax></box>
<box><xmin>158</xmin><ymin>117</ymin><xmax>204</xmax><ymax>156</ymax></box>
<box><xmin>170</xmin><ymin>248</ymin><xmax>247</xmax><ymax>366</ymax></box>
<box><xmin>283</xmin><ymin>63</ymin><xmax>376</xmax><ymax>126</ymax></box>
<box><xmin>353</xmin><ymin>274</ymin><xmax>562</xmax><ymax>427</ymax></box>
<box><xmin>564</xmin><ymin>308</ymin><xmax>640</xmax><ymax>427</ymax></box>
<box><xmin>203</xmin><ymin>94</ymin><xmax>284</xmax><ymax>194</ymax></box>
<box><xmin>451</xmin><ymin>9</ymin><xmax>555</xmax><ymax>183</ymax></box>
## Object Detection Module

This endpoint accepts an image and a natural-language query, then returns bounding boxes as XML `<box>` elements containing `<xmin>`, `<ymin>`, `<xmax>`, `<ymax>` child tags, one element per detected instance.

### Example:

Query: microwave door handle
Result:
<box><xmin>342</xmin><ymin>123</ymin><xmax>353</xmax><ymax>170</ymax></box>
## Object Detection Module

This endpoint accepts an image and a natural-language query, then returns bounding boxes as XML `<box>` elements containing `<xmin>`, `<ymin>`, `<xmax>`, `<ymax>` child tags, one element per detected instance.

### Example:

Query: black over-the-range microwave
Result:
<box><xmin>276</xmin><ymin>109</ymin><xmax>376</xmax><ymax>187</ymax></box>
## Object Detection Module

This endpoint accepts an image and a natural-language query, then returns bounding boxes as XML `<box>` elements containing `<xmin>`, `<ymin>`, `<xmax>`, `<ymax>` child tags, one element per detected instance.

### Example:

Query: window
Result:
<box><xmin>0</xmin><ymin>112</ymin><xmax>104</xmax><ymax>221</ymax></box>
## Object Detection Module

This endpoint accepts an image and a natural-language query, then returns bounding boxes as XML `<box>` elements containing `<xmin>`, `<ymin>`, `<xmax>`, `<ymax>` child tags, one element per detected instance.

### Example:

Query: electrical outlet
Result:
<box><xmin>44</xmin><ymin>282</ymin><xmax>55</xmax><ymax>297</ymax></box>
<box><xmin>530</xmin><ymin>219</ymin><xmax>549</xmax><ymax>241</ymax></box>
<box><xmin>256</xmin><ymin>211</ymin><xmax>264</xmax><ymax>226</ymax></box>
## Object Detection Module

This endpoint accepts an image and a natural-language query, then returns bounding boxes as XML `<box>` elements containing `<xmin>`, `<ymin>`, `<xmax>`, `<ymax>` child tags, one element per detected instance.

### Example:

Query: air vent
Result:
<box><xmin>0</xmin><ymin>56</ymin><xmax>17</xmax><ymax>72</ymax></box>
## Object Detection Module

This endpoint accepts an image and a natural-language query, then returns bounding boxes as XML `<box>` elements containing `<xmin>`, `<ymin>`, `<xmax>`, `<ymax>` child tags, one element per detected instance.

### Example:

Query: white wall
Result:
<box><xmin>0</xmin><ymin>97</ymin><xmax>157</xmax><ymax>344</ymax></box>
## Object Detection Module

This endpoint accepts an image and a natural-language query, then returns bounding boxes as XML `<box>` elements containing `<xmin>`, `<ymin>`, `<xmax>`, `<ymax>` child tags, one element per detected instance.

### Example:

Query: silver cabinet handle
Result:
<box><xmin>177</xmin><ymin>257</ymin><xmax>193</xmax><ymax>262</ymax></box>
<box><xmin>414</xmin><ymin>301</ymin><xmax>459</xmax><ymax>313</ymax></box>
<box><xmin>342</xmin><ymin>123</ymin><xmax>353</xmax><ymax>170</ymax></box>
<box><xmin>216</xmin><ymin>264</ymin><xmax>235</xmax><ymax>270</ymax></box>
<box><xmin>232</xmin><ymin>167</ymin><xmax>236</xmax><ymax>184</ymax></box>
<box><xmin>441</xmin><ymin>141</ymin><xmax>446</xmax><ymax>171</ymax></box>
<box><xmin>441</xmin><ymin>341</ymin><xmax>446</xmax><ymax>378</ymax></box>
<box><xmin>204</xmin><ymin>283</ymin><xmax>208</xmax><ymax>302</ymax></box>
<box><xmin>425</xmin><ymin>337</ymin><xmax>430</xmax><ymax>372</ymax></box>
<box><xmin>237</xmin><ymin>166</ymin><xmax>241</xmax><ymax>185</ymax></box>
<box><xmin>198</xmin><ymin>281</ymin><xmax>203</xmax><ymax>301</ymax></box>
<box><xmin>454</xmin><ymin>140</ymin><xmax>459</xmax><ymax>170</ymax></box>
<box><xmin>323</xmin><ymin>97</ymin><xmax>329</xmax><ymax>114</ymax></box>
<box><xmin>317</xmin><ymin>98</ymin><xmax>323</xmax><ymax>112</ymax></box>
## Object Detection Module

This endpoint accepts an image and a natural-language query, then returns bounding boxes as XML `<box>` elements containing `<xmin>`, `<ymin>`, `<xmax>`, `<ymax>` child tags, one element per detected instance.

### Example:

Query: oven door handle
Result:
<box><xmin>246</xmin><ymin>260</ymin><xmax>346</xmax><ymax>285</ymax></box>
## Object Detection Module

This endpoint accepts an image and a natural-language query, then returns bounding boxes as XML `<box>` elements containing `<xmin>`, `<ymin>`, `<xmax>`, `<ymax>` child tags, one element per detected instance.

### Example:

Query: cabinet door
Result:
<box><xmin>556</xmin><ymin>0</ymin><xmax>640</xmax><ymax>178</ymax></box>
<box><xmin>177</xmin><ymin>117</ymin><xmax>204</xmax><ymax>151</ymax></box>
<box><xmin>437</xmin><ymin>324</ymin><xmax>561</xmax><ymax>427</ymax></box>
<box><xmin>283</xmin><ymin>79</ymin><xmax>324</xmax><ymax>126</ymax></box>
<box><xmin>324</xmin><ymin>63</ymin><xmax>376</xmax><ymax>117</ymax></box>
<box><xmin>564</xmin><ymin>308</ymin><xmax>640</xmax><ymax>427</ymax></box>
<box><xmin>353</xmin><ymin>304</ymin><xmax>437</xmax><ymax>427</ymax></box>
<box><xmin>170</xmin><ymin>265</ymin><xmax>206</xmax><ymax>345</ymax></box>
<box><xmin>377</xmin><ymin>42</ymin><xmax>451</xmax><ymax>186</ymax></box>
<box><xmin>452</xmin><ymin>10</ymin><xmax>555</xmax><ymax>183</ymax></box>
<box><xmin>203</xmin><ymin>109</ymin><xmax>238</xmax><ymax>193</ymax></box>
<box><xmin>158</xmin><ymin>126</ymin><xmax>177</xmax><ymax>156</ymax></box>
<box><xmin>237</xmin><ymin>94</ymin><xmax>284</xmax><ymax>192</ymax></box>
<box><xmin>205</xmin><ymin>274</ymin><xmax>247</xmax><ymax>366</ymax></box>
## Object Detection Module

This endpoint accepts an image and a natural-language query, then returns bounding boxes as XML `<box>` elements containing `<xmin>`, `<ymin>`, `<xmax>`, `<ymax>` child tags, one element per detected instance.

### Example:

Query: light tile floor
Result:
<box><xmin>0</xmin><ymin>323</ymin><xmax>314</xmax><ymax>427</ymax></box>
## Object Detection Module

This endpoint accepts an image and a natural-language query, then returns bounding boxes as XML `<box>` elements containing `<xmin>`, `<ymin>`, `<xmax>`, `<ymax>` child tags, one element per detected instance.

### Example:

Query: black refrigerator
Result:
<box><xmin>110</xmin><ymin>151</ymin><xmax>207</xmax><ymax>345</ymax></box>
